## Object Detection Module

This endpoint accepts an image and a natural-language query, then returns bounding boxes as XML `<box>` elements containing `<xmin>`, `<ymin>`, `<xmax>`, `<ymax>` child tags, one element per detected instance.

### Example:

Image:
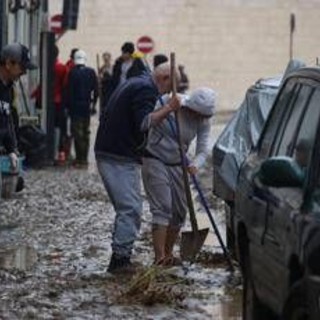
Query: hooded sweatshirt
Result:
<box><xmin>144</xmin><ymin>94</ymin><xmax>212</xmax><ymax>169</ymax></box>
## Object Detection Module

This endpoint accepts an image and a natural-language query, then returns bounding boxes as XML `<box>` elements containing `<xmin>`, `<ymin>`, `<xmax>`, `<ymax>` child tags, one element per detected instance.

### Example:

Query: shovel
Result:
<box><xmin>170</xmin><ymin>53</ymin><xmax>209</xmax><ymax>262</ymax></box>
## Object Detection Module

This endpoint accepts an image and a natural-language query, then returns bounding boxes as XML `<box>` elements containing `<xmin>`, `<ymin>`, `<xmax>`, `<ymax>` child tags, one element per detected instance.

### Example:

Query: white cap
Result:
<box><xmin>74</xmin><ymin>49</ymin><xmax>87</xmax><ymax>65</ymax></box>
<box><xmin>182</xmin><ymin>87</ymin><xmax>216</xmax><ymax>117</ymax></box>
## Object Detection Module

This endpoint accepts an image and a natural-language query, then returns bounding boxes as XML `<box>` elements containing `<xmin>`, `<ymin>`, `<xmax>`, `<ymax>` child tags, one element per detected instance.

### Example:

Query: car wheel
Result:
<box><xmin>242</xmin><ymin>251</ymin><xmax>271</xmax><ymax>320</ymax></box>
<box><xmin>282</xmin><ymin>280</ymin><xmax>310</xmax><ymax>320</ymax></box>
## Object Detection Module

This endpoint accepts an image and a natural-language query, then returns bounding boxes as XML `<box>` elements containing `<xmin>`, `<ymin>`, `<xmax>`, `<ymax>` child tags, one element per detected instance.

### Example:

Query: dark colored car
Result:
<box><xmin>212</xmin><ymin>60</ymin><xmax>306</xmax><ymax>259</ymax></box>
<box><xmin>212</xmin><ymin>75</ymin><xmax>280</xmax><ymax>256</ymax></box>
<box><xmin>233</xmin><ymin>67</ymin><xmax>320</xmax><ymax>319</ymax></box>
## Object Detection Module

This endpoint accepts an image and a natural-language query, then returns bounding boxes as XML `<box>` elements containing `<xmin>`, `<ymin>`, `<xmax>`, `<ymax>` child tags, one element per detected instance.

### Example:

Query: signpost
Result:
<box><xmin>137</xmin><ymin>36</ymin><xmax>154</xmax><ymax>54</ymax></box>
<box><xmin>289</xmin><ymin>13</ymin><xmax>295</xmax><ymax>60</ymax></box>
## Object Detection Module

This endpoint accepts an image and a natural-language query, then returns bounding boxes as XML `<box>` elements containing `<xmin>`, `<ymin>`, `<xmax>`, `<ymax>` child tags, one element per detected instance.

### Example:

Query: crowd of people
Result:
<box><xmin>31</xmin><ymin>41</ymin><xmax>191</xmax><ymax>171</ymax></box>
<box><xmin>0</xmin><ymin>40</ymin><xmax>215</xmax><ymax>275</ymax></box>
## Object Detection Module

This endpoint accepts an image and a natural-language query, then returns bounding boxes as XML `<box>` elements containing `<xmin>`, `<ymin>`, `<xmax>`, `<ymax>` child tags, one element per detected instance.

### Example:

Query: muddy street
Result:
<box><xmin>0</xmin><ymin>114</ymin><xmax>242</xmax><ymax>320</ymax></box>
<box><xmin>0</xmin><ymin>158</ymin><xmax>242</xmax><ymax>319</ymax></box>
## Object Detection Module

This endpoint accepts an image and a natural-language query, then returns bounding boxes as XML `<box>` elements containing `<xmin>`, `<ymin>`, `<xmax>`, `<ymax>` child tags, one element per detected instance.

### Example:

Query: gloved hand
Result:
<box><xmin>9</xmin><ymin>152</ymin><xmax>18</xmax><ymax>172</ymax></box>
<box><xmin>90</xmin><ymin>107</ymin><xmax>97</xmax><ymax>116</ymax></box>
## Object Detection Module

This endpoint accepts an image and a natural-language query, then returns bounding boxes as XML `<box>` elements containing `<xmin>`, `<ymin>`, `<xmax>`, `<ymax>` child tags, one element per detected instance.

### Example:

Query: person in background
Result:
<box><xmin>65</xmin><ymin>48</ymin><xmax>78</xmax><ymax>72</ymax></box>
<box><xmin>177</xmin><ymin>64</ymin><xmax>189</xmax><ymax>93</ymax></box>
<box><xmin>53</xmin><ymin>45</ymin><xmax>67</xmax><ymax>165</ymax></box>
<box><xmin>98</xmin><ymin>51</ymin><xmax>112</xmax><ymax>113</ymax></box>
<box><xmin>142</xmin><ymin>87</ymin><xmax>216</xmax><ymax>265</ymax></box>
<box><xmin>153</xmin><ymin>53</ymin><xmax>168</xmax><ymax>69</ymax></box>
<box><xmin>103</xmin><ymin>42</ymin><xmax>147</xmax><ymax>106</ymax></box>
<box><xmin>0</xmin><ymin>43</ymin><xmax>37</xmax><ymax>170</ymax></box>
<box><xmin>95</xmin><ymin>62</ymin><xmax>180</xmax><ymax>274</ymax></box>
<box><xmin>61</xmin><ymin>48</ymin><xmax>79</xmax><ymax>161</ymax></box>
<box><xmin>65</xmin><ymin>49</ymin><xmax>98</xmax><ymax>168</ymax></box>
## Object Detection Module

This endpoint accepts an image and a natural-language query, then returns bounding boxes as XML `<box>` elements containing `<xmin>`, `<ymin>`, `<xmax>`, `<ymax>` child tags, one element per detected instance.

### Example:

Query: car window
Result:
<box><xmin>272</xmin><ymin>85</ymin><xmax>313</xmax><ymax>157</ymax></box>
<box><xmin>292</xmin><ymin>89</ymin><xmax>320</xmax><ymax>170</ymax></box>
<box><xmin>259</xmin><ymin>79</ymin><xmax>297</xmax><ymax>157</ymax></box>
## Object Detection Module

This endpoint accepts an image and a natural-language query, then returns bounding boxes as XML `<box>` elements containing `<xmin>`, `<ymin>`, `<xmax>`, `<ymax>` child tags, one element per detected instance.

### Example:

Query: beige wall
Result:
<box><xmin>50</xmin><ymin>0</ymin><xmax>320</xmax><ymax>112</ymax></box>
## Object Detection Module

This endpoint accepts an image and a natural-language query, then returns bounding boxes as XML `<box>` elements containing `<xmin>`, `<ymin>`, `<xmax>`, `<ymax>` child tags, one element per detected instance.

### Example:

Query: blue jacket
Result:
<box><xmin>95</xmin><ymin>74</ymin><xmax>158</xmax><ymax>162</ymax></box>
<box><xmin>66</xmin><ymin>65</ymin><xmax>98</xmax><ymax>118</ymax></box>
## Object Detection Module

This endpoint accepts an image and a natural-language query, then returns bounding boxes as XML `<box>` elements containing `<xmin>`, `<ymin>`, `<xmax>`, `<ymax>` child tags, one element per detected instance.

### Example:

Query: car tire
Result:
<box><xmin>242</xmin><ymin>250</ymin><xmax>271</xmax><ymax>320</ymax></box>
<box><xmin>282</xmin><ymin>280</ymin><xmax>310</xmax><ymax>320</ymax></box>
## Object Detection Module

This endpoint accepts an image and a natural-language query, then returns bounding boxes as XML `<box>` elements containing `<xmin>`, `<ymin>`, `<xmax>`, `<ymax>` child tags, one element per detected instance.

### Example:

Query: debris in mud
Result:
<box><xmin>117</xmin><ymin>266</ymin><xmax>189</xmax><ymax>306</ymax></box>
<box><xmin>195</xmin><ymin>251</ymin><xmax>228</xmax><ymax>268</ymax></box>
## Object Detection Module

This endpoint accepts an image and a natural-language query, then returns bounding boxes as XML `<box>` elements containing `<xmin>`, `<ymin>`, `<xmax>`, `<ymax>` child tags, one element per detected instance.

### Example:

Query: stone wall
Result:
<box><xmin>50</xmin><ymin>0</ymin><xmax>320</xmax><ymax>112</ymax></box>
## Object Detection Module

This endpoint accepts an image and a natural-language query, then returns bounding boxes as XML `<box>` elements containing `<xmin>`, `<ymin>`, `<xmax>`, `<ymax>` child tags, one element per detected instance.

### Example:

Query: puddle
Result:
<box><xmin>0</xmin><ymin>246</ymin><xmax>37</xmax><ymax>270</ymax></box>
<box><xmin>202</xmin><ymin>288</ymin><xmax>242</xmax><ymax>319</ymax></box>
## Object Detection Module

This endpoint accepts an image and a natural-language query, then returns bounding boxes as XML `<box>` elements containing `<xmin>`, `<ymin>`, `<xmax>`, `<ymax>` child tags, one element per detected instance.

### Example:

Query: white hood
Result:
<box><xmin>182</xmin><ymin>87</ymin><xmax>216</xmax><ymax>117</ymax></box>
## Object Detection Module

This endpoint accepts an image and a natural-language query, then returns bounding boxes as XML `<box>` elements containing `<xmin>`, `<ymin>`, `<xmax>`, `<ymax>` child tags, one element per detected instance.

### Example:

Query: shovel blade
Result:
<box><xmin>180</xmin><ymin>228</ymin><xmax>209</xmax><ymax>261</ymax></box>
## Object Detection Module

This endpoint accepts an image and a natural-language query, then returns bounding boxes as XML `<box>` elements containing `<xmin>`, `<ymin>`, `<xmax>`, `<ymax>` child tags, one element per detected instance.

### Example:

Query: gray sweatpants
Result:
<box><xmin>142</xmin><ymin>157</ymin><xmax>187</xmax><ymax>227</ymax></box>
<box><xmin>96</xmin><ymin>157</ymin><xmax>142</xmax><ymax>257</ymax></box>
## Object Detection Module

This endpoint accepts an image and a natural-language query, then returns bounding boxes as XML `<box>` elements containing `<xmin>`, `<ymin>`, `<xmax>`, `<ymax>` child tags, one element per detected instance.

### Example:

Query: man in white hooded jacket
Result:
<box><xmin>142</xmin><ymin>87</ymin><xmax>216</xmax><ymax>265</ymax></box>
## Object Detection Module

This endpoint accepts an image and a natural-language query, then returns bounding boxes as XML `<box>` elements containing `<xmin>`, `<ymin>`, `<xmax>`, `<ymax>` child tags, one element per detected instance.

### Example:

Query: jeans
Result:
<box><xmin>96</xmin><ymin>157</ymin><xmax>142</xmax><ymax>257</ymax></box>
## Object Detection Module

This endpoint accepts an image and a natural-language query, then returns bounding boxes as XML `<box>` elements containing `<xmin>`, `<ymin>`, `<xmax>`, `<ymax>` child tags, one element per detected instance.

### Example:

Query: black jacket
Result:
<box><xmin>103</xmin><ymin>57</ymin><xmax>147</xmax><ymax>107</ymax></box>
<box><xmin>95</xmin><ymin>74</ymin><xmax>158</xmax><ymax>162</ymax></box>
<box><xmin>66</xmin><ymin>65</ymin><xmax>98</xmax><ymax>118</ymax></box>
<box><xmin>0</xmin><ymin>80</ymin><xmax>17</xmax><ymax>154</ymax></box>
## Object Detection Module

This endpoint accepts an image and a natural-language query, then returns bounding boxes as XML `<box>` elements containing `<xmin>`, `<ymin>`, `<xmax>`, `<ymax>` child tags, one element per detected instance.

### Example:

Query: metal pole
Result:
<box><xmin>40</xmin><ymin>31</ymin><xmax>55</xmax><ymax>164</ymax></box>
<box><xmin>289</xmin><ymin>13</ymin><xmax>295</xmax><ymax>61</ymax></box>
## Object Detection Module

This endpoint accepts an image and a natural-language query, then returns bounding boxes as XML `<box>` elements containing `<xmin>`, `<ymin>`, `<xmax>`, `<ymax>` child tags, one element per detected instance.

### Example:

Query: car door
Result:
<box><xmin>256</xmin><ymin>83</ymin><xmax>320</xmax><ymax>310</ymax></box>
<box><xmin>236</xmin><ymin>76</ymin><xmax>320</xmax><ymax>308</ymax></box>
<box><xmin>236</xmin><ymin>78</ymin><xmax>298</xmax><ymax>245</ymax></box>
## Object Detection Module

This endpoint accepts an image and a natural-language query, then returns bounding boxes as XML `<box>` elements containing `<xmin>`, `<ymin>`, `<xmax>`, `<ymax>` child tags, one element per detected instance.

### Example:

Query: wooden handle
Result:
<box><xmin>170</xmin><ymin>52</ymin><xmax>199</xmax><ymax>232</ymax></box>
<box><xmin>170</xmin><ymin>52</ymin><xmax>177</xmax><ymax>96</ymax></box>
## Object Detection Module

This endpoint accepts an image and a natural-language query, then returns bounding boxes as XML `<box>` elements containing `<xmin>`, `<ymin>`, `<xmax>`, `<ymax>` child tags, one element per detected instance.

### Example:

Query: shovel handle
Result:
<box><xmin>170</xmin><ymin>52</ymin><xmax>199</xmax><ymax>232</ymax></box>
<box><xmin>191</xmin><ymin>174</ymin><xmax>234</xmax><ymax>271</ymax></box>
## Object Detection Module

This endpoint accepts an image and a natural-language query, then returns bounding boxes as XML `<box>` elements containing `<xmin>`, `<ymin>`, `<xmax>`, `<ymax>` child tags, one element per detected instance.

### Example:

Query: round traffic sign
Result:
<box><xmin>50</xmin><ymin>14</ymin><xmax>64</xmax><ymax>34</ymax></box>
<box><xmin>137</xmin><ymin>36</ymin><xmax>154</xmax><ymax>54</ymax></box>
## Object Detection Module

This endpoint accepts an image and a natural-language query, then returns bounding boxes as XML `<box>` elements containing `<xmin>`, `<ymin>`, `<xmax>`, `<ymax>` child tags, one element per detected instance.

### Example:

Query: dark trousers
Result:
<box><xmin>71</xmin><ymin>117</ymin><xmax>90</xmax><ymax>163</ymax></box>
<box><xmin>54</xmin><ymin>106</ymin><xmax>67</xmax><ymax>151</ymax></box>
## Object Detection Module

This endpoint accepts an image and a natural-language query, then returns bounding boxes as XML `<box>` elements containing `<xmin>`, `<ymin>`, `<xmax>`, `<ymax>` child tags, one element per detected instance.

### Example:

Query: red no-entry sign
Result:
<box><xmin>50</xmin><ymin>14</ymin><xmax>64</xmax><ymax>34</ymax></box>
<box><xmin>137</xmin><ymin>36</ymin><xmax>154</xmax><ymax>54</ymax></box>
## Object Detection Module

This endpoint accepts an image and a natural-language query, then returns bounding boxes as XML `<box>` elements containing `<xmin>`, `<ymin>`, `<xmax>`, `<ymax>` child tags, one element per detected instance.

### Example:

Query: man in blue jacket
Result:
<box><xmin>95</xmin><ymin>62</ymin><xmax>180</xmax><ymax>274</ymax></box>
<box><xmin>66</xmin><ymin>49</ymin><xmax>98</xmax><ymax>168</ymax></box>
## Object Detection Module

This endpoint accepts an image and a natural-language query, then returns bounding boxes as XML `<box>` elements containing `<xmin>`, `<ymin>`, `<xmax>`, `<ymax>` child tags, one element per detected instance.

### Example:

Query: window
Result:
<box><xmin>292</xmin><ymin>89</ymin><xmax>320</xmax><ymax>169</ymax></box>
<box><xmin>259</xmin><ymin>79</ymin><xmax>297</xmax><ymax>157</ymax></box>
<box><xmin>272</xmin><ymin>85</ymin><xmax>313</xmax><ymax>157</ymax></box>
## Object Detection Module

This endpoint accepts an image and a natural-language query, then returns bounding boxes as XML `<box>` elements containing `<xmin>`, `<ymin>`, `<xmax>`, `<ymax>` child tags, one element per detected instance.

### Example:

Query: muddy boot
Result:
<box><xmin>107</xmin><ymin>253</ymin><xmax>136</xmax><ymax>274</ymax></box>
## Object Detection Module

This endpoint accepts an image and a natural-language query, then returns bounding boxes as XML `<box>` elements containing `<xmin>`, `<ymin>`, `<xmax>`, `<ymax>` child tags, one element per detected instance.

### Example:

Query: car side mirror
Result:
<box><xmin>257</xmin><ymin>156</ymin><xmax>305</xmax><ymax>187</ymax></box>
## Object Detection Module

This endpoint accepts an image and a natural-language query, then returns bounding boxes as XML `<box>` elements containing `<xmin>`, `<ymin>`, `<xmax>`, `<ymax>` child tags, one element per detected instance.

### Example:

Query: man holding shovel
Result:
<box><xmin>95</xmin><ymin>62</ymin><xmax>180</xmax><ymax>274</ymax></box>
<box><xmin>142</xmin><ymin>87</ymin><xmax>216</xmax><ymax>265</ymax></box>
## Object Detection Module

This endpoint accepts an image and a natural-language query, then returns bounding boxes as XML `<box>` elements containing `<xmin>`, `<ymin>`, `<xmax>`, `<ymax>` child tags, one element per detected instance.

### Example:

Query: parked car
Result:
<box><xmin>234</xmin><ymin>67</ymin><xmax>320</xmax><ymax>319</ymax></box>
<box><xmin>212</xmin><ymin>60</ymin><xmax>305</xmax><ymax>256</ymax></box>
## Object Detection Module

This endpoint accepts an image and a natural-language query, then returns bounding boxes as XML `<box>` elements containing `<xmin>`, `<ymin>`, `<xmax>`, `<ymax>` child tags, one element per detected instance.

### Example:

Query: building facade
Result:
<box><xmin>50</xmin><ymin>0</ymin><xmax>320</xmax><ymax>112</ymax></box>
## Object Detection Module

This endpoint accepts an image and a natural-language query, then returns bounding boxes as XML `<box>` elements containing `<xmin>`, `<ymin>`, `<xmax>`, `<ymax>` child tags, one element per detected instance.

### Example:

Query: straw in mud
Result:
<box><xmin>117</xmin><ymin>266</ymin><xmax>188</xmax><ymax>306</ymax></box>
